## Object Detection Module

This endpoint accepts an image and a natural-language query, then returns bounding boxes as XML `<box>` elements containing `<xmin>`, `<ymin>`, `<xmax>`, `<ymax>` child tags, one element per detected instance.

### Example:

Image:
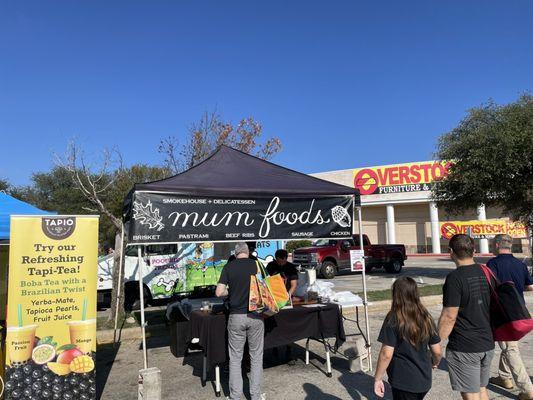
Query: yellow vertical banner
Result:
<box><xmin>5</xmin><ymin>215</ymin><xmax>98</xmax><ymax>400</ymax></box>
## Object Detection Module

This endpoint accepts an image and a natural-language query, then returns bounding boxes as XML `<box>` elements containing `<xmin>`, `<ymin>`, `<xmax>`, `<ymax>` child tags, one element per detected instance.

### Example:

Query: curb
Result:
<box><xmin>340</xmin><ymin>294</ymin><xmax>443</xmax><ymax>315</ymax></box>
<box><xmin>407</xmin><ymin>253</ymin><xmax>493</xmax><ymax>257</ymax></box>
<box><xmin>365</xmin><ymin>294</ymin><xmax>442</xmax><ymax>313</ymax></box>
<box><xmin>97</xmin><ymin>323</ymin><xmax>168</xmax><ymax>344</ymax></box>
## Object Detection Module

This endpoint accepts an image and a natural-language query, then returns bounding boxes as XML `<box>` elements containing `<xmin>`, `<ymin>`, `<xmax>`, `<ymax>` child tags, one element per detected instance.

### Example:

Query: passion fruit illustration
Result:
<box><xmin>32</xmin><ymin>344</ymin><xmax>56</xmax><ymax>365</ymax></box>
<box><xmin>70</xmin><ymin>355</ymin><xmax>95</xmax><ymax>373</ymax></box>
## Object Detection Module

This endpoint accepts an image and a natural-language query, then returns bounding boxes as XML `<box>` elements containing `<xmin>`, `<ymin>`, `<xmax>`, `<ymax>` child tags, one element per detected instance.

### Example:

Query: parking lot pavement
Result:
<box><xmin>97</xmin><ymin>293</ymin><xmax>533</xmax><ymax>400</ymax></box>
<box><xmin>324</xmin><ymin>256</ymin><xmax>457</xmax><ymax>293</ymax></box>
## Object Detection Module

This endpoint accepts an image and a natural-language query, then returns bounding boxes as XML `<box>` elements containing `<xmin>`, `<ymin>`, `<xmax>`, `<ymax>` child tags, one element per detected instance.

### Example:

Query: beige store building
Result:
<box><xmin>313</xmin><ymin>160</ymin><xmax>529</xmax><ymax>255</ymax></box>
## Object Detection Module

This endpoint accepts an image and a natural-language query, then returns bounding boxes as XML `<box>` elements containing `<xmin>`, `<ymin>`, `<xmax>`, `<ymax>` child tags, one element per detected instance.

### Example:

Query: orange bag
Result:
<box><xmin>249</xmin><ymin>274</ymin><xmax>262</xmax><ymax>312</ymax></box>
<box><xmin>248</xmin><ymin>261</ymin><xmax>279</xmax><ymax>316</ymax></box>
<box><xmin>265</xmin><ymin>273</ymin><xmax>290</xmax><ymax>309</ymax></box>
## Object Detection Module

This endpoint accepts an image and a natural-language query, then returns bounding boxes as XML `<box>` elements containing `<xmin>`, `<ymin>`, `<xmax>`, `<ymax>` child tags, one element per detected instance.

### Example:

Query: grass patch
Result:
<box><xmin>366</xmin><ymin>284</ymin><xmax>442</xmax><ymax>302</ymax></box>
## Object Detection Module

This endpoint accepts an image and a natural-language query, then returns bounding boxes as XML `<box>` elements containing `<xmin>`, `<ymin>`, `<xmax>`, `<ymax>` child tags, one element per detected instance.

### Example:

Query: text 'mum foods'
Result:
<box><xmin>129</xmin><ymin>194</ymin><xmax>354</xmax><ymax>243</ymax></box>
<box><xmin>353</xmin><ymin>161</ymin><xmax>452</xmax><ymax>195</ymax></box>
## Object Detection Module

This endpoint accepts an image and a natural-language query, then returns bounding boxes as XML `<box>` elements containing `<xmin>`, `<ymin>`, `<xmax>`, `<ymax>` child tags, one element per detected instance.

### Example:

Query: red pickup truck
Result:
<box><xmin>292</xmin><ymin>235</ymin><xmax>407</xmax><ymax>279</ymax></box>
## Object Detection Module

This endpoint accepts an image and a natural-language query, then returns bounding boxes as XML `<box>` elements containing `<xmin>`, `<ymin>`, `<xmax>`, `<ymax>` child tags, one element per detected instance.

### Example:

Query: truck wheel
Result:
<box><xmin>320</xmin><ymin>261</ymin><xmax>336</xmax><ymax>279</ymax></box>
<box><xmin>384</xmin><ymin>259</ymin><xmax>403</xmax><ymax>274</ymax></box>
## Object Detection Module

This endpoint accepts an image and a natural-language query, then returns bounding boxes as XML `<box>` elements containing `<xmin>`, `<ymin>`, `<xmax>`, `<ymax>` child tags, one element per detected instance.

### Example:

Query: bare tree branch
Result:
<box><xmin>159</xmin><ymin>110</ymin><xmax>282</xmax><ymax>173</ymax></box>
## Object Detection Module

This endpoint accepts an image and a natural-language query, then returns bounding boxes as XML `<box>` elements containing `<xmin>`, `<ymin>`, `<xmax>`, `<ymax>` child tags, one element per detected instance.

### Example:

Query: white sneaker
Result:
<box><xmin>260</xmin><ymin>394</ymin><xmax>266</xmax><ymax>400</ymax></box>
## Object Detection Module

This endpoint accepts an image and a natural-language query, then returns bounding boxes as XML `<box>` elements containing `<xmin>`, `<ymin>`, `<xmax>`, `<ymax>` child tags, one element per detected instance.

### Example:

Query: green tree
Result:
<box><xmin>0</xmin><ymin>179</ymin><xmax>10</xmax><ymax>192</ymax></box>
<box><xmin>8</xmin><ymin>167</ymin><xmax>119</xmax><ymax>248</ymax></box>
<box><xmin>285</xmin><ymin>240</ymin><xmax>313</xmax><ymax>254</ymax></box>
<box><xmin>432</xmin><ymin>94</ymin><xmax>533</xmax><ymax>234</ymax></box>
<box><xmin>11</xmin><ymin>167</ymin><xmax>92</xmax><ymax>212</ymax></box>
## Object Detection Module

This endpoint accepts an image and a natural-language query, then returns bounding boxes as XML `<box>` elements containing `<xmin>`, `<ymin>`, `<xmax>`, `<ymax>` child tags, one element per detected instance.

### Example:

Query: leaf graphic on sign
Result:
<box><xmin>132</xmin><ymin>200</ymin><xmax>165</xmax><ymax>231</ymax></box>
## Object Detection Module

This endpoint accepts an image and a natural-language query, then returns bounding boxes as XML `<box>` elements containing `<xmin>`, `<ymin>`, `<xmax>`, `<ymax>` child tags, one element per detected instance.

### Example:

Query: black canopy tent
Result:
<box><xmin>126</xmin><ymin>145</ymin><xmax>361</xmax><ymax>198</ymax></box>
<box><xmin>122</xmin><ymin>145</ymin><xmax>370</xmax><ymax>371</ymax></box>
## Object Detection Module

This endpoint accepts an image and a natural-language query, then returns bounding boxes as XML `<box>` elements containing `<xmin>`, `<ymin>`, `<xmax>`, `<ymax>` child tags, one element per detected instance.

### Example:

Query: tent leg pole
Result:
<box><xmin>305</xmin><ymin>338</ymin><xmax>310</xmax><ymax>365</ymax></box>
<box><xmin>215</xmin><ymin>365</ymin><xmax>221</xmax><ymax>397</ymax></box>
<box><xmin>138</xmin><ymin>245</ymin><xmax>148</xmax><ymax>370</ymax></box>
<box><xmin>202</xmin><ymin>354</ymin><xmax>207</xmax><ymax>384</ymax></box>
<box><xmin>113</xmin><ymin>222</ymin><xmax>125</xmax><ymax>345</ymax></box>
<box><xmin>358</xmin><ymin>206</ymin><xmax>372</xmax><ymax>372</ymax></box>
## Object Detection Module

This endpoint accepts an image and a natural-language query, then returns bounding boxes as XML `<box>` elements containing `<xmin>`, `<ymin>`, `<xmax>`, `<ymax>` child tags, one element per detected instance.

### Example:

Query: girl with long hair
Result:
<box><xmin>374</xmin><ymin>277</ymin><xmax>442</xmax><ymax>400</ymax></box>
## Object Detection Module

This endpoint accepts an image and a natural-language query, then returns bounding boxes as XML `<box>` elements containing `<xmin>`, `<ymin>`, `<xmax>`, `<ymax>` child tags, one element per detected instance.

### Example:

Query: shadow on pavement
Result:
<box><xmin>140</xmin><ymin>333</ymin><xmax>170</xmax><ymax>350</ymax></box>
<box><xmin>303</xmin><ymin>383</ymin><xmax>344</xmax><ymax>400</ymax></box>
<box><xmin>486</xmin><ymin>383</ymin><xmax>517</xmax><ymax>399</ymax></box>
<box><xmin>338</xmin><ymin>369</ymin><xmax>388</xmax><ymax>400</ymax></box>
<box><xmin>96</xmin><ymin>342</ymin><xmax>121</xmax><ymax>400</ymax></box>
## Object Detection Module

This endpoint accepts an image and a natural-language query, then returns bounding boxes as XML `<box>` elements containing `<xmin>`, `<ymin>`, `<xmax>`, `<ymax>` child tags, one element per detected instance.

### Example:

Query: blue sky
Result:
<box><xmin>1</xmin><ymin>0</ymin><xmax>532</xmax><ymax>185</ymax></box>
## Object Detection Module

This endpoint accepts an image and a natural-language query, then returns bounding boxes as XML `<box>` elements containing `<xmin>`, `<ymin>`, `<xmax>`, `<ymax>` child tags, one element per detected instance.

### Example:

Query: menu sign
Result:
<box><xmin>5</xmin><ymin>216</ymin><xmax>98</xmax><ymax>400</ymax></box>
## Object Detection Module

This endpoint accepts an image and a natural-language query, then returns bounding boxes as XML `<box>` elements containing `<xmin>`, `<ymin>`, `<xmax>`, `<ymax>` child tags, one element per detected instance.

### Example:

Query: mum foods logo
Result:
<box><xmin>353</xmin><ymin>161</ymin><xmax>451</xmax><ymax>195</ymax></box>
<box><xmin>42</xmin><ymin>217</ymin><xmax>76</xmax><ymax>240</ymax></box>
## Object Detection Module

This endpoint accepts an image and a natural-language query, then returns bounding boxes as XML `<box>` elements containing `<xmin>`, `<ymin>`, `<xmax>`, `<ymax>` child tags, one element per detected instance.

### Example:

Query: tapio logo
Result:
<box><xmin>42</xmin><ymin>217</ymin><xmax>76</xmax><ymax>240</ymax></box>
<box><xmin>353</xmin><ymin>161</ymin><xmax>452</xmax><ymax>195</ymax></box>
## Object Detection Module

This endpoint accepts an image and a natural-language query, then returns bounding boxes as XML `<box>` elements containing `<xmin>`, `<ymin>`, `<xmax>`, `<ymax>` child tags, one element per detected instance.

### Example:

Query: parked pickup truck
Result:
<box><xmin>292</xmin><ymin>235</ymin><xmax>407</xmax><ymax>279</ymax></box>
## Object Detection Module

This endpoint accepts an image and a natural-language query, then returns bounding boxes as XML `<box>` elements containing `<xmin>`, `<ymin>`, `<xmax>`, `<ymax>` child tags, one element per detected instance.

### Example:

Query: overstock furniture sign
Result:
<box><xmin>440</xmin><ymin>218</ymin><xmax>528</xmax><ymax>240</ymax></box>
<box><xmin>353</xmin><ymin>160</ymin><xmax>452</xmax><ymax>195</ymax></box>
<box><xmin>5</xmin><ymin>215</ymin><xmax>98</xmax><ymax>400</ymax></box>
<box><xmin>128</xmin><ymin>193</ymin><xmax>354</xmax><ymax>244</ymax></box>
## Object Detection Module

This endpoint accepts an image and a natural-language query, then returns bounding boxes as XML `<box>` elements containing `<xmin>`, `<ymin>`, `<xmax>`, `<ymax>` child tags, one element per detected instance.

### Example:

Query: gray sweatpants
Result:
<box><xmin>228</xmin><ymin>313</ymin><xmax>265</xmax><ymax>400</ymax></box>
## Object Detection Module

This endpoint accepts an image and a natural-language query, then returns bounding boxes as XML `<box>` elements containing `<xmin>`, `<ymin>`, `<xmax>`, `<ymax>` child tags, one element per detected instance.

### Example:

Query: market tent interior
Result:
<box><xmin>122</xmin><ymin>145</ymin><xmax>369</xmax><ymax>370</ymax></box>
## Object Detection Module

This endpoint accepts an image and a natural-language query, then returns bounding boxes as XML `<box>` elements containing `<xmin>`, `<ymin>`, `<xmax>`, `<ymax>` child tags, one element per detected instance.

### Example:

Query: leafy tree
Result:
<box><xmin>0</xmin><ymin>179</ymin><xmax>10</xmax><ymax>192</ymax></box>
<box><xmin>159</xmin><ymin>110</ymin><xmax>282</xmax><ymax>173</ymax></box>
<box><xmin>11</xmin><ymin>167</ymin><xmax>92</xmax><ymax>212</ymax></box>
<box><xmin>8</xmin><ymin>167</ymin><xmax>120</xmax><ymax>248</ymax></box>
<box><xmin>285</xmin><ymin>240</ymin><xmax>313</xmax><ymax>254</ymax></box>
<box><xmin>106</xmin><ymin>164</ymin><xmax>170</xmax><ymax>217</ymax></box>
<box><xmin>432</xmin><ymin>94</ymin><xmax>533</xmax><ymax>235</ymax></box>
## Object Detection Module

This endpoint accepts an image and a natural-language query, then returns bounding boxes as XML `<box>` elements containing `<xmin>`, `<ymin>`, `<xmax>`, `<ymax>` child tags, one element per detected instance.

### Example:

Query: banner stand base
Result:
<box><xmin>138</xmin><ymin>367</ymin><xmax>161</xmax><ymax>400</ymax></box>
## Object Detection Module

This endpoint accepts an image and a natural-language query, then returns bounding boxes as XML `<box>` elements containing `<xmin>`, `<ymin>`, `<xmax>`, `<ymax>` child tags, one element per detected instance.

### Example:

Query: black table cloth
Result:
<box><xmin>187</xmin><ymin>303</ymin><xmax>345</xmax><ymax>369</ymax></box>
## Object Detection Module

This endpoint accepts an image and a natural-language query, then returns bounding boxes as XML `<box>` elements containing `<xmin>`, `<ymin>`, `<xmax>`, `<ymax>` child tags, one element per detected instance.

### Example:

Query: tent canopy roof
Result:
<box><xmin>0</xmin><ymin>192</ymin><xmax>55</xmax><ymax>240</ymax></box>
<box><xmin>132</xmin><ymin>145</ymin><xmax>359</xmax><ymax>200</ymax></box>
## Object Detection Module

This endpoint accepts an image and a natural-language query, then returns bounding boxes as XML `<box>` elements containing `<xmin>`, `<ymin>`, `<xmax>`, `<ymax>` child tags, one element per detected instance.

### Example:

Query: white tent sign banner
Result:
<box><xmin>349</xmin><ymin>249</ymin><xmax>365</xmax><ymax>272</ymax></box>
